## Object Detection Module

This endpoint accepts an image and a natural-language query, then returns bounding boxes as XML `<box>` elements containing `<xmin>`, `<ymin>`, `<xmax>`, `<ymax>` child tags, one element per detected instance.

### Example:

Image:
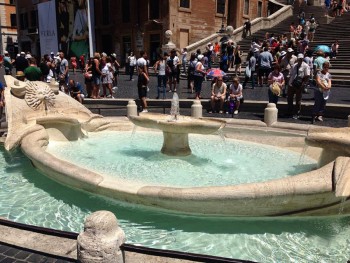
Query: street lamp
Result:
<box><xmin>219</xmin><ymin>16</ymin><xmax>226</xmax><ymax>33</ymax></box>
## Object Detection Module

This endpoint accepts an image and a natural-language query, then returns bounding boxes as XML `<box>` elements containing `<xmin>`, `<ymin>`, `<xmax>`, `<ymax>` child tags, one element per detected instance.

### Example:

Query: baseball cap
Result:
<box><xmin>287</xmin><ymin>48</ymin><xmax>293</xmax><ymax>53</ymax></box>
<box><xmin>197</xmin><ymin>54</ymin><xmax>204</xmax><ymax>60</ymax></box>
<box><xmin>50</xmin><ymin>51</ymin><xmax>54</xmax><ymax>55</ymax></box>
<box><xmin>20</xmin><ymin>51</ymin><xmax>25</xmax><ymax>55</ymax></box>
<box><xmin>111</xmin><ymin>53</ymin><xmax>117</xmax><ymax>58</ymax></box>
<box><xmin>297</xmin><ymin>53</ymin><xmax>304</xmax><ymax>59</ymax></box>
<box><xmin>4</xmin><ymin>51</ymin><xmax>9</xmax><ymax>55</ymax></box>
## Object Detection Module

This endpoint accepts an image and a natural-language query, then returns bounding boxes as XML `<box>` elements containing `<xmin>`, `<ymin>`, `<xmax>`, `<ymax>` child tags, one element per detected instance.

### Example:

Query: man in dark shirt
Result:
<box><xmin>244</xmin><ymin>19</ymin><xmax>251</xmax><ymax>37</ymax></box>
<box><xmin>15</xmin><ymin>52</ymin><xmax>29</xmax><ymax>73</ymax></box>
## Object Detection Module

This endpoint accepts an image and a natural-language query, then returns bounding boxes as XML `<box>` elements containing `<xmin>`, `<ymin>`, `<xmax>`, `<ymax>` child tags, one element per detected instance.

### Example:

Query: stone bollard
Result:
<box><xmin>77</xmin><ymin>211</ymin><xmax>126</xmax><ymax>263</ymax></box>
<box><xmin>264</xmin><ymin>103</ymin><xmax>278</xmax><ymax>127</ymax></box>
<box><xmin>191</xmin><ymin>100</ymin><xmax>203</xmax><ymax>118</ymax></box>
<box><xmin>127</xmin><ymin>100</ymin><xmax>138</xmax><ymax>117</ymax></box>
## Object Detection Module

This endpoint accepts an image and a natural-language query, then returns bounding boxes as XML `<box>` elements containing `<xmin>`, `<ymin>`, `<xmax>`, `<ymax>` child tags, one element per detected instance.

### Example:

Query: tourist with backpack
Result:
<box><xmin>187</xmin><ymin>53</ymin><xmax>197</xmax><ymax>94</ymax></box>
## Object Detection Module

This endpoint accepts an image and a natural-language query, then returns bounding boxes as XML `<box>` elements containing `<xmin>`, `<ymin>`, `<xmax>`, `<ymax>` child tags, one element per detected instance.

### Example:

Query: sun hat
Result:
<box><xmin>297</xmin><ymin>53</ymin><xmax>304</xmax><ymax>59</ymax></box>
<box><xmin>280</xmin><ymin>51</ymin><xmax>287</xmax><ymax>57</ymax></box>
<box><xmin>287</xmin><ymin>48</ymin><xmax>294</xmax><ymax>53</ymax></box>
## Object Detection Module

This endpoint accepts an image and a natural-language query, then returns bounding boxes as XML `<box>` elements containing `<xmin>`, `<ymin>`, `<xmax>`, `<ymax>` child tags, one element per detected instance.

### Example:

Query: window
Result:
<box><xmin>102</xmin><ymin>0</ymin><xmax>110</xmax><ymax>25</ymax></box>
<box><xmin>122</xmin><ymin>0</ymin><xmax>130</xmax><ymax>23</ymax></box>
<box><xmin>180</xmin><ymin>0</ymin><xmax>190</xmax><ymax>8</ymax></box>
<box><xmin>217</xmin><ymin>0</ymin><xmax>225</xmax><ymax>15</ymax></box>
<box><xmin>10</xmin><ymin>14</ymin><xmax>17</xmax><ymax>27</ymax></box>
<box><xmin>19</xmin><ymin>13</ymin><xmax>28</xmax><ymax>30</ymax></box>
<box><xmin>244</xmin><ymin>0</ymin><xmax>249</xmax><ymax>15</ymax></box>
<box><xmin>258</xmin><ymin>1</ymin><xmax>262</xmax><ymax>17</ymax></box>
<box><xmin>9</xmin><ymin>0</ymin><xmax>16</xmax><ymax>5</ymax></box>
<box><xmin>149</xmin><ymin>0</ymin><xmax>160</xmax><ymax>19</ymax></box>
<box><xmin>30</xmin><ymin>10</ymin><xmax>37</xmax><ymax>27</ymax></box>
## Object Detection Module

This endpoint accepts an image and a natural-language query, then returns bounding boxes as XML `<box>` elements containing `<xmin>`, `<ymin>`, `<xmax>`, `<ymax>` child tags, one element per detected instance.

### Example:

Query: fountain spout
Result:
<box><xmin>169</xmin><ymin>93</ymin><xmax>180</xmax><ymax>121</ymax></box>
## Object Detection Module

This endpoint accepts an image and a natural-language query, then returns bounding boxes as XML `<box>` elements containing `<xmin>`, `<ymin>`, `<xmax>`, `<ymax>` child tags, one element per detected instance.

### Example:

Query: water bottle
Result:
<box><xmin>229</xmin><ymin>100</ymin><xmax>235</xmax><ymax>114</ymax></box>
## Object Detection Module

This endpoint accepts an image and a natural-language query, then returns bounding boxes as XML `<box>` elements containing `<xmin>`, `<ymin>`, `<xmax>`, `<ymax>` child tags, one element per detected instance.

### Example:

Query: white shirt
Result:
<box><xmin>137</xmin><ymin>57</ymin><xmax>147</xmax><ymax>68</ymax></box>
<box><xmin>288</xmin><ymin>61</ymin><xmax>310</xmax><ymax>86</ymax></box>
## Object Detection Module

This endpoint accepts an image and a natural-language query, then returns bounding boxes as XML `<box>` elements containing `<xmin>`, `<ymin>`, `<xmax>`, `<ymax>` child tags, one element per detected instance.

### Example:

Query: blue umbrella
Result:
<box><xmin>315</xmin><ymin>45</ymin><xmax>331</xmax><ymax>53</ymax></box>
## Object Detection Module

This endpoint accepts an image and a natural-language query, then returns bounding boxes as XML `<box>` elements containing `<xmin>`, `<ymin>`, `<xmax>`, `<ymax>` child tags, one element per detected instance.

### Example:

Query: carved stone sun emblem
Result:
<box><xmin>25</xmin><ymin>82</ymin><xmax>56</xmax><ymax>110</ymax></box>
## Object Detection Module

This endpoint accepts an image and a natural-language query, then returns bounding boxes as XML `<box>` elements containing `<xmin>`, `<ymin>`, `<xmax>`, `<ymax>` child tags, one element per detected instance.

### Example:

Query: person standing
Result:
<box><xmin>244</xmin><ymin>19</ymin><xmax>252</xmax><ymax>37</ymax></box>
<box><xmin>15</xmin><ymin>52</ymin><xmax>29</xmax><ymax>73</ymax></box>
<box><xmin>268</xmin><ymin>64</ymin><xmax>285</xmax><ymax>105</ymax></box>
<box><xmin>128</xmin><ymin>51</ymin><xmax>136</xmax><ymax>81</ymax></box>
<box><xmin>137</xmin><ymin>51</ymin><xmax>148</xmax><ymax>76</ymax></box>
<box><xmin>280</xmin><ymin>48</ymin><xmax>297</xmax><ymax>97</ymax></box>
<box><xmin>91</xmin><ymin>52</ymin><xmax>102</xmax><ymax>99</ymax></box>
<box><xmin>59</xmin><ymin>51</ymin><xmax>69</xmax><ymax>85</ymax></box>
<box><xmin>181</xmin><ymin>48</ymin><xmax>188</xmax><ymax>75</ymax></box>
<box><xmin>24</xmin><ymin>57</ymin><xmax>42</xmax><ymax>81</ymax></box>
<box><xmin>287</xmin><ymin>53</ymin><xmax>310</xmax><ymax>119</ymax></box>
<box><xmin>166</xmin><ymin>49</ymin><xmax>180</xmax><ymax>92</ymax></box>
<box><xmin>243</xmin><ymin>50</ymin><xmax>257</xmax><ymax>89</ymax></box>
<box><xmin>3</xmin><ymin>51</ymin><xmax>14</xmax><ymax>75</ymax></box>
<box><xmin>137</xmin><ymin>67</ymin><xmax>150</xmax><ymax>113</ymax></box>
<box><xmin>153</xmin><ymin>54</ymin><xmax>167</xmax><ymax>99</ymax></box>
<box><xmin>257</xmin><ymin>47</ymin><xmax>274</xmax><ymax>86</ymax></box>
<box><xmin>312</xmin><ymin>61</ymin><xmax>331</xmax><ymax>123</ymax></box>
<box><xmin>193</xmin><ymin>54</ymin><xmax>206</xmax><ymax>100</ymax></box>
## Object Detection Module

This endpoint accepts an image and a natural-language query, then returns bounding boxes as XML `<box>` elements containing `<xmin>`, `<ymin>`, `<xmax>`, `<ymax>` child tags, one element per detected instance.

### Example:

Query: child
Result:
<box><xmin>228</xmin><ymin>77</ymin><xmax>243</xmax><ymax>115</ymax></box>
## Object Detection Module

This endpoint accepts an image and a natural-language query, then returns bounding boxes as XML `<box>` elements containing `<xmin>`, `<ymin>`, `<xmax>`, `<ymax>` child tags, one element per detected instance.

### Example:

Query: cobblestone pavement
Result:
<box><xmin>0</xmin><ymin>242</ymin><xmax>75</xmax><ymax>263</ymax></box>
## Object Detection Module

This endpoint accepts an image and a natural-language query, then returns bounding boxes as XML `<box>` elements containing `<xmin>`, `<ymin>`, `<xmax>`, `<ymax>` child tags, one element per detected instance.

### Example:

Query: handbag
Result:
<box><xmin>291</xmin><ymin>65</ymin><xmax>303</xmax><ymax>88</ymax></box>
<box><xmin>245</xmin><ymin>65</ymin><xmax>251</xmax><ymax>78</ymax></box>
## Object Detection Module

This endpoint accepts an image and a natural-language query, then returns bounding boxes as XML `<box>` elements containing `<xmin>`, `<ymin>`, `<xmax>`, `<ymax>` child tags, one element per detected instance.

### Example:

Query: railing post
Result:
<box><xmin>77</xmin><ymin>211</ymin><xmax>126</xmax><ymax>263</ymax></box>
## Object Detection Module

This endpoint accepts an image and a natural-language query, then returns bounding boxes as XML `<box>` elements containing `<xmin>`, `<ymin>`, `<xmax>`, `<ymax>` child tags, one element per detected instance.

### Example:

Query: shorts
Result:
<box><xmin>93</xmin><ymin>75</ymin><xmax>101</xmax><ymax>85</ymax></box>
<box><xmin>167</xmin><ymin>69</ymin><xmax>178</xmax><ymax>81</ymax></box>
<box><xmin>259</xmin><ymin>67</ymin><xmax>271</xmax><ymax>78</ymax></box>
<box><xmin>138</xmin><ymin>86</ymin><xmax>147</xmax><ymax>99</ymax></box>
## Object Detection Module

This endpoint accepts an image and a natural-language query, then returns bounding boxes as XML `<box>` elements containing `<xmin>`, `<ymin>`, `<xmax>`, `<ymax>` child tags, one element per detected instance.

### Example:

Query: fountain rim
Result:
<box><xmin>17</xmin><ymin>117</ymin><xmax>348</xmax><ymax>217</ymax></box>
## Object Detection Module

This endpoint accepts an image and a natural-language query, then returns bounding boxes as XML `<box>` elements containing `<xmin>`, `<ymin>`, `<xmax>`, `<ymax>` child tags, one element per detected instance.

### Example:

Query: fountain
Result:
<box><xmin>128</xmin><ymin>93</ymin><xmax>226</xmax><ymax>156</ymax></box>
<box><xmin>3</xmin><ymin>76</ymin><xmax>350</xmax><ymax>261</ymax></box>
<box><xmin>3</xmin><ymin>75</ymin><xmax>350</xmax><ymax>217</ymax></box>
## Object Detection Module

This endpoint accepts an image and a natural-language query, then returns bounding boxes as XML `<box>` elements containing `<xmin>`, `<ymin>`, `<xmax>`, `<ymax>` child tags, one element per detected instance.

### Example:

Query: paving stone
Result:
<box><xmin>2</xmin><ymin>248</ymin><xmax>18</xmax><ymax>258</ymax></box>
<box><xmin>0</xmin><ymin>257</ymin><xmax>16</xmax><ymax>263</ymax></box>
<box><xmin>12</xmin><ymin>251</ymin><xmax>30</xmax><ymax>260</ymax></box>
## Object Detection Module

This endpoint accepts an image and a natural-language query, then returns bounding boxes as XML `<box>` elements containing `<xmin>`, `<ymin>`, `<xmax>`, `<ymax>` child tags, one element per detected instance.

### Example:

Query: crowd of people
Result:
<box><xmin>0</xmin><ymin>1</ymin><xmax>343</xmax><ymax>122</ymax></box>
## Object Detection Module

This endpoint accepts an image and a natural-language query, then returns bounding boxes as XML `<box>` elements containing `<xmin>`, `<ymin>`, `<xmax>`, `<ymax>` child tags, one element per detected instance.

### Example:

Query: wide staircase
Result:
<box><xmin>235</xmin><ymin>1</ymin><xmax>350</xmax><ymax>87</ymax></box>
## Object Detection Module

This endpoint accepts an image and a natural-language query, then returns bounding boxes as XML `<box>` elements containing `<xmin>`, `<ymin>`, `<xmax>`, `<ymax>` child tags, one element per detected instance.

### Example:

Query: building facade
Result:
<box><xmin>94</xmin><ymin>0</ymin><xmax>269</xmax><ymax>65</ymax></box>
<box><xmin>0</xmin><ymin>0</ymin><xmax>17</xmax><ymax>57</ymax></box>
<box><xmin>15</xmin><ymin>0</ymin><xmax>270</xmax><ymax>61</ymax></box>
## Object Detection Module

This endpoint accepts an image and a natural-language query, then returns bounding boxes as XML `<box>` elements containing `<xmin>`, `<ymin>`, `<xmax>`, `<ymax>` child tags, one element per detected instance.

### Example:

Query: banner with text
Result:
<box><xmin>38</xmin><ymin>1</ymin><xmax>58</xmax><ymax>56</ymax></box>
<box><xmin>56</xmin><ymin>0</ymin><xmax>90</xmax><ymax>59</ymax></box>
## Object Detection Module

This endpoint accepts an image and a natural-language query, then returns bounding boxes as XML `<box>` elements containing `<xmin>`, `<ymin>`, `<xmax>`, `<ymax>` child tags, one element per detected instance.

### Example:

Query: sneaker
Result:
<box><xmin>106</xmin><ymin>95</ymin><xmax>112</xmax><ymax>98</ymax></box>
<box><xmin>317</xmin><ymin>116</ymin><xmax>323</xmax><ymax>122</ymax></box>
<box><xmin>208</xmin><ymin>110</ymin><xmax>213</xmax><ymax>114</ymax></box>
<box><xmin>168</xmin><ymin>90</ymin><xmax>172</xmax><ymax>93</ymax></box>
<box><xmin>219</xmin><ymin>110</ymin><xmax>223</xmax><ymax>114</ymax></box>
<box><xmin>141</xmin><ymin>109</ymin><xmax>148</xmax><ymax>113</ymax></box>
<box><xmin>233</xmin><ymin>110</ymin><xmax>238</xmax><ymax>115</ymax></box>
<box><xmin>292</xmin><ymin>114</ymin><xmax>300</xmax><ymax>120</ymax></box>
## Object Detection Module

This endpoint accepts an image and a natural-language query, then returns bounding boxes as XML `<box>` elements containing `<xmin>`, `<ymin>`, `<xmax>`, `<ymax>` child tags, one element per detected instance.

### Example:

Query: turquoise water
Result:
<box><xmin>47</xmin><ymin>131</ymin><xmax>317</xmax><ymax>187</ymax></box>
<box><xmin>1</xmin><ymin>139</ymin><xmax>350</xmax><ymax>262</ymax></box>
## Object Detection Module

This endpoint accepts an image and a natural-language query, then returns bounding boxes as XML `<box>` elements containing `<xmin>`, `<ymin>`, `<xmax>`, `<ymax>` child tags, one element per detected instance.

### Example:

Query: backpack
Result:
<box><xmin>188</xmin><ymin>61</ymin><xmax>196</xmax><ymax>75</ymax></box>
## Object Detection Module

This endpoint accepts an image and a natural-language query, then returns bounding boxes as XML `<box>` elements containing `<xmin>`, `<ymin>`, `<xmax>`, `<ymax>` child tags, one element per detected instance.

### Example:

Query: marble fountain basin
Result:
<box><xmin>4</xmin><ymin>76</ymin><xmax>350</xmax><ymax>217</ymax></box>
